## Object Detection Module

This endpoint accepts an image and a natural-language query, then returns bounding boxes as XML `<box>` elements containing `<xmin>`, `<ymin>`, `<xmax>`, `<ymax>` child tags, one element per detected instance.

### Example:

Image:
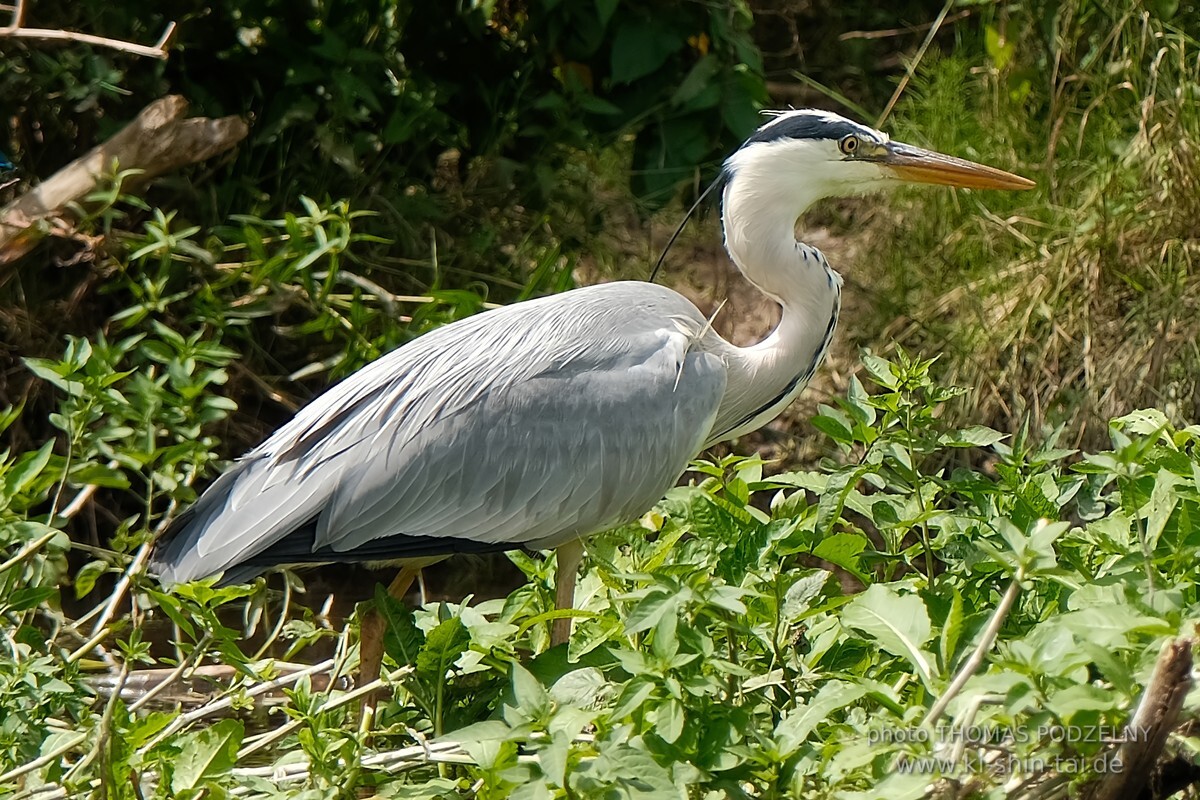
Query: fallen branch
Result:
<box><xmin>0</xmin><ymin>0</ymin><xmax>176</xmax><ymax>59</ymax></box>
<box><xmin>0</xmin><ymin>95</ymin><xmax>248</xmax><ymax>266</ymax></box>
<box><xmin>1086</xmin><ymin>637</ymin><xmax>1194</xmax><ymax>800</ymax></box>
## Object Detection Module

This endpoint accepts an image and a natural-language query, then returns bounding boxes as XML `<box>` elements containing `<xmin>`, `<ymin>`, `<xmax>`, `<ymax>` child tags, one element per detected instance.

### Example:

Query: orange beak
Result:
<box><xmin>879</xmin><ymin>142</ymin><xmax>1035</xmax><ymax>191</ymax></box>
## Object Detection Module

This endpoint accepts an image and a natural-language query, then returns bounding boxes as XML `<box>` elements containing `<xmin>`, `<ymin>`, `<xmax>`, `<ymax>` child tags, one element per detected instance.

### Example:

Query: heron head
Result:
<box><xmin>723</xmin><ymin>109</ymin><xmax>1034</xmax><ymax>204</ymax></box>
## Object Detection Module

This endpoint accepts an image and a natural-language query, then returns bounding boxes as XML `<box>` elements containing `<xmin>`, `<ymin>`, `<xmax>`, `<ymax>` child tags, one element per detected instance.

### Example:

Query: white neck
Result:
<box><xmin>704</xmin><ymin>164</ymin><xmax>843</xmax><ymax>445</ymax></box>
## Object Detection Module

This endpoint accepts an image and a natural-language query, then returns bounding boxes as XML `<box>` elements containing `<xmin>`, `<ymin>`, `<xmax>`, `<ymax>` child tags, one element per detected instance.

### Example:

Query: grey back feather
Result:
<box><xmin>151</xmin><ymin>282</ymin><xmax>728</xmax><ymax>585</ymax></box>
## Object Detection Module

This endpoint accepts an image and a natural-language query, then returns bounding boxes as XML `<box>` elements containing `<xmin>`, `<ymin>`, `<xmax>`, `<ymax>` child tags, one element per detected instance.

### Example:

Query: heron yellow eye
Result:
<box><xmin>839</xmin><ymin>134</ymin><xmax>860</xmax><ymax>156</ymax></box>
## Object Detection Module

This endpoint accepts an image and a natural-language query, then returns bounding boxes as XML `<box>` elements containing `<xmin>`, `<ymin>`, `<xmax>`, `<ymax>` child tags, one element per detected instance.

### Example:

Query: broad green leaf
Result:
<box><xmin>811</xmin><ymin>532</ymin><xmax>868</xmax><ymax>580</ymax></box>
<box><xmin>656</xmin><ymin>698</ymin><xmax>685</xmax><ymax>744</ymax></box>
<box><xmin>1144</xmin><ymin>468</ymin><xmax>1181</xmax><ymax>550</ymax></box>
<box><xmin>610</xmin><ymin>21</ymin><xmax>680</xmax><ymax>85</ymax></box>
<box><xmin>509</xmin><ymin>662</ymin><xmax>550</xmax><ymax>721</ymax></box>
<box><xmin>782</xmin><ymin>569</ymin><xmax>830</xmax><ymax>623</ymax></box>
<box><xmin>376</xmin><ymin>585</ymin><xmax>424</xmax><ymax>666</ymax></box>
<box><xmin>940</xmin><ymin>425</ymin><xmax>1008</xmax><ymax>448</ymax></box>
<box><xmin>5</xmin><ymin>440</ymin><xmax>55</xmax><ymax>496</ymax></box>
<box><xmin>171</xmin><ymin>718</ymin><xmax>242</xmax><ymax>792</ymax></box>
<box><xmin>416</xmin><ymin>617</ymin><xmax>469</xmax><ymax>685</ymax></box>
<box><xmin>775</xmin><ymin>680</ymin><xmax>866</xmax><ymax>753</ymax></box>
<box><xmin>843</xmin><ymin>584</ymin><xmax>934</xmax><ymax>687</ymax></box>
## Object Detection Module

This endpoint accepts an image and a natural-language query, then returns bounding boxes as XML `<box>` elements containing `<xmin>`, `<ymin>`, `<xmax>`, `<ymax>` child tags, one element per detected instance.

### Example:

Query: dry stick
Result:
<box><xmin>924</xmin><ymin>575</ymin><xmax>1023</xmax><ymax>726</ymax></box>
<box><xmin>62</xmin><ymin>661</ymin><xmax>130</xmax><ymax>785</ymax></box>
<box><xmin>0</xmin><ymin>529</ymin><xmax>58</xmax><ymax>574</ymax></box>
<box><xmin>840</xmin><ymin>9</ymin><xmax>971</xmax><ymax>40</ymax></box>
<box><xmin>90</xmin><ymin>541</ymin><xmax>151</xmax><ymax>637</ymax></box>
<box><xmin>0</xmin><ymin>0</ymin><xmax>176</xmax><ymax>58</ymax></box>
<box><xmin>1086</xmin><ymin>637</ymin><xmax>1195</xmax><ymax>800</ymax></box>
<box><xmin>0</xmin><ymin>21</ymin><xmax>176</xmax><ymax>58</ymax></box>
<box><xmin>58</xmin><ymin>483</ymin><xmax>98</xmax><ymax>520</ymax></box>
<box><xmin>252</xmin><ymin>577</ymin><xmax>292</xmax><ymax>660</ymax></box>
<box><xmin>0</xmin><ymin>731</ymin><xmax>88</xmax><ymax>787</ymax></box>
<box><xmin>236</xmin><ymin>665</ymin><xmax>415</xmax><ymax>760</ymax></box>
<box><xmin>140</xmin><ymin>658</ymin><xmax>338</xmax><ymax>752</ymax></box>
<box><xmin>0</xmin><ymin>95</ymin><xmax>248</xmax><ymax>265</ymax></box>
<box><xmin>876</xmin><ymin>0</ymin><xmax>956</xmax><ymax>128</ymax></box>
<box><xmin>124</xmin><ymin>633</ymin><xmax>214</xmax><ymax>712</ymax></box>
<box><xmin>229</xmin><ymin>741</ymin><xmax>545</xmax><ymax>792</ymax></box>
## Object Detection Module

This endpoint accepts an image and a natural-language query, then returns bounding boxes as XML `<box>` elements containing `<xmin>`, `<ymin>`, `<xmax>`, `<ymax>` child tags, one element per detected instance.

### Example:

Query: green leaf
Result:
<box><xmin>5</xmin><ymin>440</ymin><xmax>55</xmax><ymax>496</ymax></box>
<box><xmin>670</xmin><ymin>54</ymin><xmax>720</xmax><ymax>107</ymax></box>
<box><xmin>775</xmin><ymin>680</ymin><xmax>866</xmax><ymax>753</ymax></box>
<box><xmin>610</xmin><ymin>21</ymin><xmax>681</xmax><ymax>85</ymax></box>
<box><xmin>940</xmin><ymin>426</ymin><xmax>1008</xmax><ymax>448</ymax></box>
<box><xmin>416</xmin><ymin>617</ymin><xmax>469</xmax><ymax>685</ymax></box>
<box><xmin>811</xmin><ymin>532</ymin><xmax>868</xmax><ymax>580</ymax></box>
<box><xmin>375</xmin><ymin>585</ymin><xmax>424</xmax><ymax>666</ymax></box>
<box><xmin>171</xmin><ymin>718</ymin><xmax>243</xmax><ymax>792</ymax></box>
<box><xmin>782</xmin><ymin>569</ymin><xmax>830</xmax><ymax>623</ymax></box>
<box><xmin>654</xmin><ymin>698</ymin><xmax>685</xmax><ymax>743</ymax></box>
<box><xmin>509</xmin><ymin>662</ymin><xmax>550</xmax><ymax>722</ymax></box>
<box><xmin>939</xmin><ymin>587</ymin><xmax>964</xmax><ymax>672</ymax></box>
<box><xmin>812</xmin><ymin>413</ymin><xmax>854</xmax><ymax>445</ymax></box>
<box><xmin>610</xmin><ymin>677</ymin><xmax>655</xmax><ymax>719</ymax></box>
<box><xmin>74</xmin><ymin>560</ymin><xmax>109</xmax><ymax>599</ymax></box>
<box><xmin>842</xmin><ymin>584</ymin><xmax>934</xmax><ymax>687</ymax></box>
<box><xmin>1144</xmin><ymin>468</ymin><xmax>1181</xmax><ymax>550</ymax></box>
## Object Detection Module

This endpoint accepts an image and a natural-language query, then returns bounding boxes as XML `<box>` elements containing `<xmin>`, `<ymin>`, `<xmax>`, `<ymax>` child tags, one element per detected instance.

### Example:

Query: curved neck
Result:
<box><xmin>706</xmin><ymin>171</ymin><xmax>843</xmax><ymax>444</ymax></box>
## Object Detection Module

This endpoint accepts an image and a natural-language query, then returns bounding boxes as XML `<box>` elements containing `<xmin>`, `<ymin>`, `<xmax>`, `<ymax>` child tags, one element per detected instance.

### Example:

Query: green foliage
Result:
<box><xmin>2</xmin><ymin>352</ymin><xmax>1197</xmax><ymax>797</ymax></box>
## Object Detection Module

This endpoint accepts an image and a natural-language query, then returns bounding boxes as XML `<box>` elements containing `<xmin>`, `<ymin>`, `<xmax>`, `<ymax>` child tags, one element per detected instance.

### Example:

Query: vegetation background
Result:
<box><xmin>2</xmin><ymin>0</ymin><xmax>1200</xmax><ymax>798</ymax></box>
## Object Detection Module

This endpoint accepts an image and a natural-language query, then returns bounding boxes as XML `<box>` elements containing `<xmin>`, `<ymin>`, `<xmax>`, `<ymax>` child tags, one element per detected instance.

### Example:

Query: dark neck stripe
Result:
<box><xmin>714</xmin><ymin>283</ymin><xmax>842</xmax><ymax>440</ymax></box>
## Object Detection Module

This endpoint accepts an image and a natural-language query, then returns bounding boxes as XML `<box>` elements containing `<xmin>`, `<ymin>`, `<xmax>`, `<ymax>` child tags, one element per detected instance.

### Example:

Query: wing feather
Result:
<box><xmin>150</xmin><ymin>282</ymin><xmax>727</xmax><ymax>585</ymax></box>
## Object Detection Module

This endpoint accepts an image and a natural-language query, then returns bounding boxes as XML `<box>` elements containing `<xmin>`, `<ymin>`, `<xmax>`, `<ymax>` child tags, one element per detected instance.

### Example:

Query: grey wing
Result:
<box><xmin>150</xmin><ymin>283</ymin><xmax>727</xmax><ymax>585</ymax></box>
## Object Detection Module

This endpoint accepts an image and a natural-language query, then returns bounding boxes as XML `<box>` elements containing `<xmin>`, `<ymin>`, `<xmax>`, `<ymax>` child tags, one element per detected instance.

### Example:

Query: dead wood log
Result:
<box><xmin>0</xmin><ymin>94</ymin><xmax>248</xmax><ymax>266</ymax></box>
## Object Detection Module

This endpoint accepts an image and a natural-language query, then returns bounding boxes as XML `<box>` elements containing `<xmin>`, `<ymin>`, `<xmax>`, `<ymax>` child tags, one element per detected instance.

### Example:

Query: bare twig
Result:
<box><xmin>123</xmin><ymin>633</ymin><xmax>213</xmax><ymax>711</ymax></box>
<box><xmin>924</xmin><ymin>575</ymin><xmax>1023</xmax><ymax>726</ymax></box>
<box><xmin>141</xmin><ymin>658</ymin><xmax>338</xmax><ymax>751</ymax></box>
<box><xmin>0</xmin><ymin>731</ymin><xmax>88</xmax><ymax>787</ymax></box>
<box><xmin>237</xmin><ymin>665</ymin><xmax>414</xmax><ymax>760</ymax></box>
<box><xmin>840</xmin><ymin>10</ymin><xmax>971</xmax><ymax>41</ymax></box>
<box><xmin>0</xmin><ymin>529</ymin><xmax>58</xmax><ymax>574</ymax></box>
<box><xmin>0</xmin><ymin>0</ymin><xmax>176</xmax><ymax>59</ymax></box>
<box><xmin>90</xmin><ymin>541</ymin><xmax>151</xmax><ymax>637</ymax></box>
<box><xmin>876</xmin><ymin>0</ymin><xmax>957</xmax><ymax>127</ymax></box>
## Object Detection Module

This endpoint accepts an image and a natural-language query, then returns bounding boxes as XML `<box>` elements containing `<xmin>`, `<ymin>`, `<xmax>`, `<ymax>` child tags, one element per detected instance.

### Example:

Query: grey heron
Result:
<box><xmin>150</xmin><ymin>109</ymin><xmax>1032</xmax><ymax>681</ymax></box>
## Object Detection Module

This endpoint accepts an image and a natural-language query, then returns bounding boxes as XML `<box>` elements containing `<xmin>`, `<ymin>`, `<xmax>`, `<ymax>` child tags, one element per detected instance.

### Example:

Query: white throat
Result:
<box><xmin>704</xmin><ymin>145</ymin><xmax>845</xmax><ymax>445</ymax></box>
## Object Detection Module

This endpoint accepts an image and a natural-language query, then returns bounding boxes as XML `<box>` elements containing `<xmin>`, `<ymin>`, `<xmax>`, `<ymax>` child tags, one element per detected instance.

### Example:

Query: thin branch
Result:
<box><xmin>0</xmin><ymin>0</ymin><xmax>177</xmax><ymax>61</ymax></box>
<box><xmin>924</xmin><ymin>575</ymin><xmax>1022</xmax><ymax>726</ymax></box>
<box><xmin>876</xmin><ymin>0</ymin><xmax>957</xmax><ymax>127</ymax></box>
<box><xmin>236</xmin><ymin>665</ymin><xmax>414</xmax><ymax>760</ymax></box>
<box><xmin>0</xmin><ymin>529</ymin><xmax>58</xmax><ymax>574</ymax></box>
<box><xmin>90</xmin><ymin>541</ymin><xmax>151</xmax><ymax>637</ymax></box>
<box><xmin>840</xmin><ymin>10</ymin><xmax>971</xmax><ymax>41</ymax></box>
<box><xmin>141</xmin><ymin>658</ymin><xmax>338</xmax><ymax>751</ymax></box>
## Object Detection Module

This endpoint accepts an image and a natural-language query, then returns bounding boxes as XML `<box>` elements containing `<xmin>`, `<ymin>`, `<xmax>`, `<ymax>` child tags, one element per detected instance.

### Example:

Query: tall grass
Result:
<box><xmin>866</xmin><ymin>1</ymin><xmax>1200</xmax><ymax>445</ymax></box>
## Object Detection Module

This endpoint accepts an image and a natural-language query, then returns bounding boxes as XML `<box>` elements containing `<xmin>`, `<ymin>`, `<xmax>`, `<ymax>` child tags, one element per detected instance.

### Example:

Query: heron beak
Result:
<box><xmin>880</xmin><ymin>142</ymin><xmax>1035</xmax><ymax>191</ymax></box>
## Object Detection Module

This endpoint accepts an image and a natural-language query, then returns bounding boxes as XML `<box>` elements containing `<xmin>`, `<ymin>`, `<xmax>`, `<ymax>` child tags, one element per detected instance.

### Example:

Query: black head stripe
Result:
<box><xmin>742</xmin><ymin>112</ymin><xmax>871</xmax><ymax>147</ymax></box>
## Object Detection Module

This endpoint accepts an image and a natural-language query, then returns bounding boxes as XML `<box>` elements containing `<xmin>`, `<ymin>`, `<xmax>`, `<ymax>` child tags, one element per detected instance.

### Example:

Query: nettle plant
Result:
<box><xmin>1</xmin><ymin>350</ymin><xmax>1197</xmax><ymax>798</ymax></box>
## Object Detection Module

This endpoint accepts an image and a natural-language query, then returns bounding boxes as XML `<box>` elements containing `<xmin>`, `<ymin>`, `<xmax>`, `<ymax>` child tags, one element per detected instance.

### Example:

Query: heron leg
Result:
<box><xmin>550</xmin><ymin>539</ymin><xmax>585</xmax><ymax>647</ymax></box>
<box><xmin>360</xmin><ymin>565</ymin><xmax>420</xmax><ymax>717</ymax></box>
